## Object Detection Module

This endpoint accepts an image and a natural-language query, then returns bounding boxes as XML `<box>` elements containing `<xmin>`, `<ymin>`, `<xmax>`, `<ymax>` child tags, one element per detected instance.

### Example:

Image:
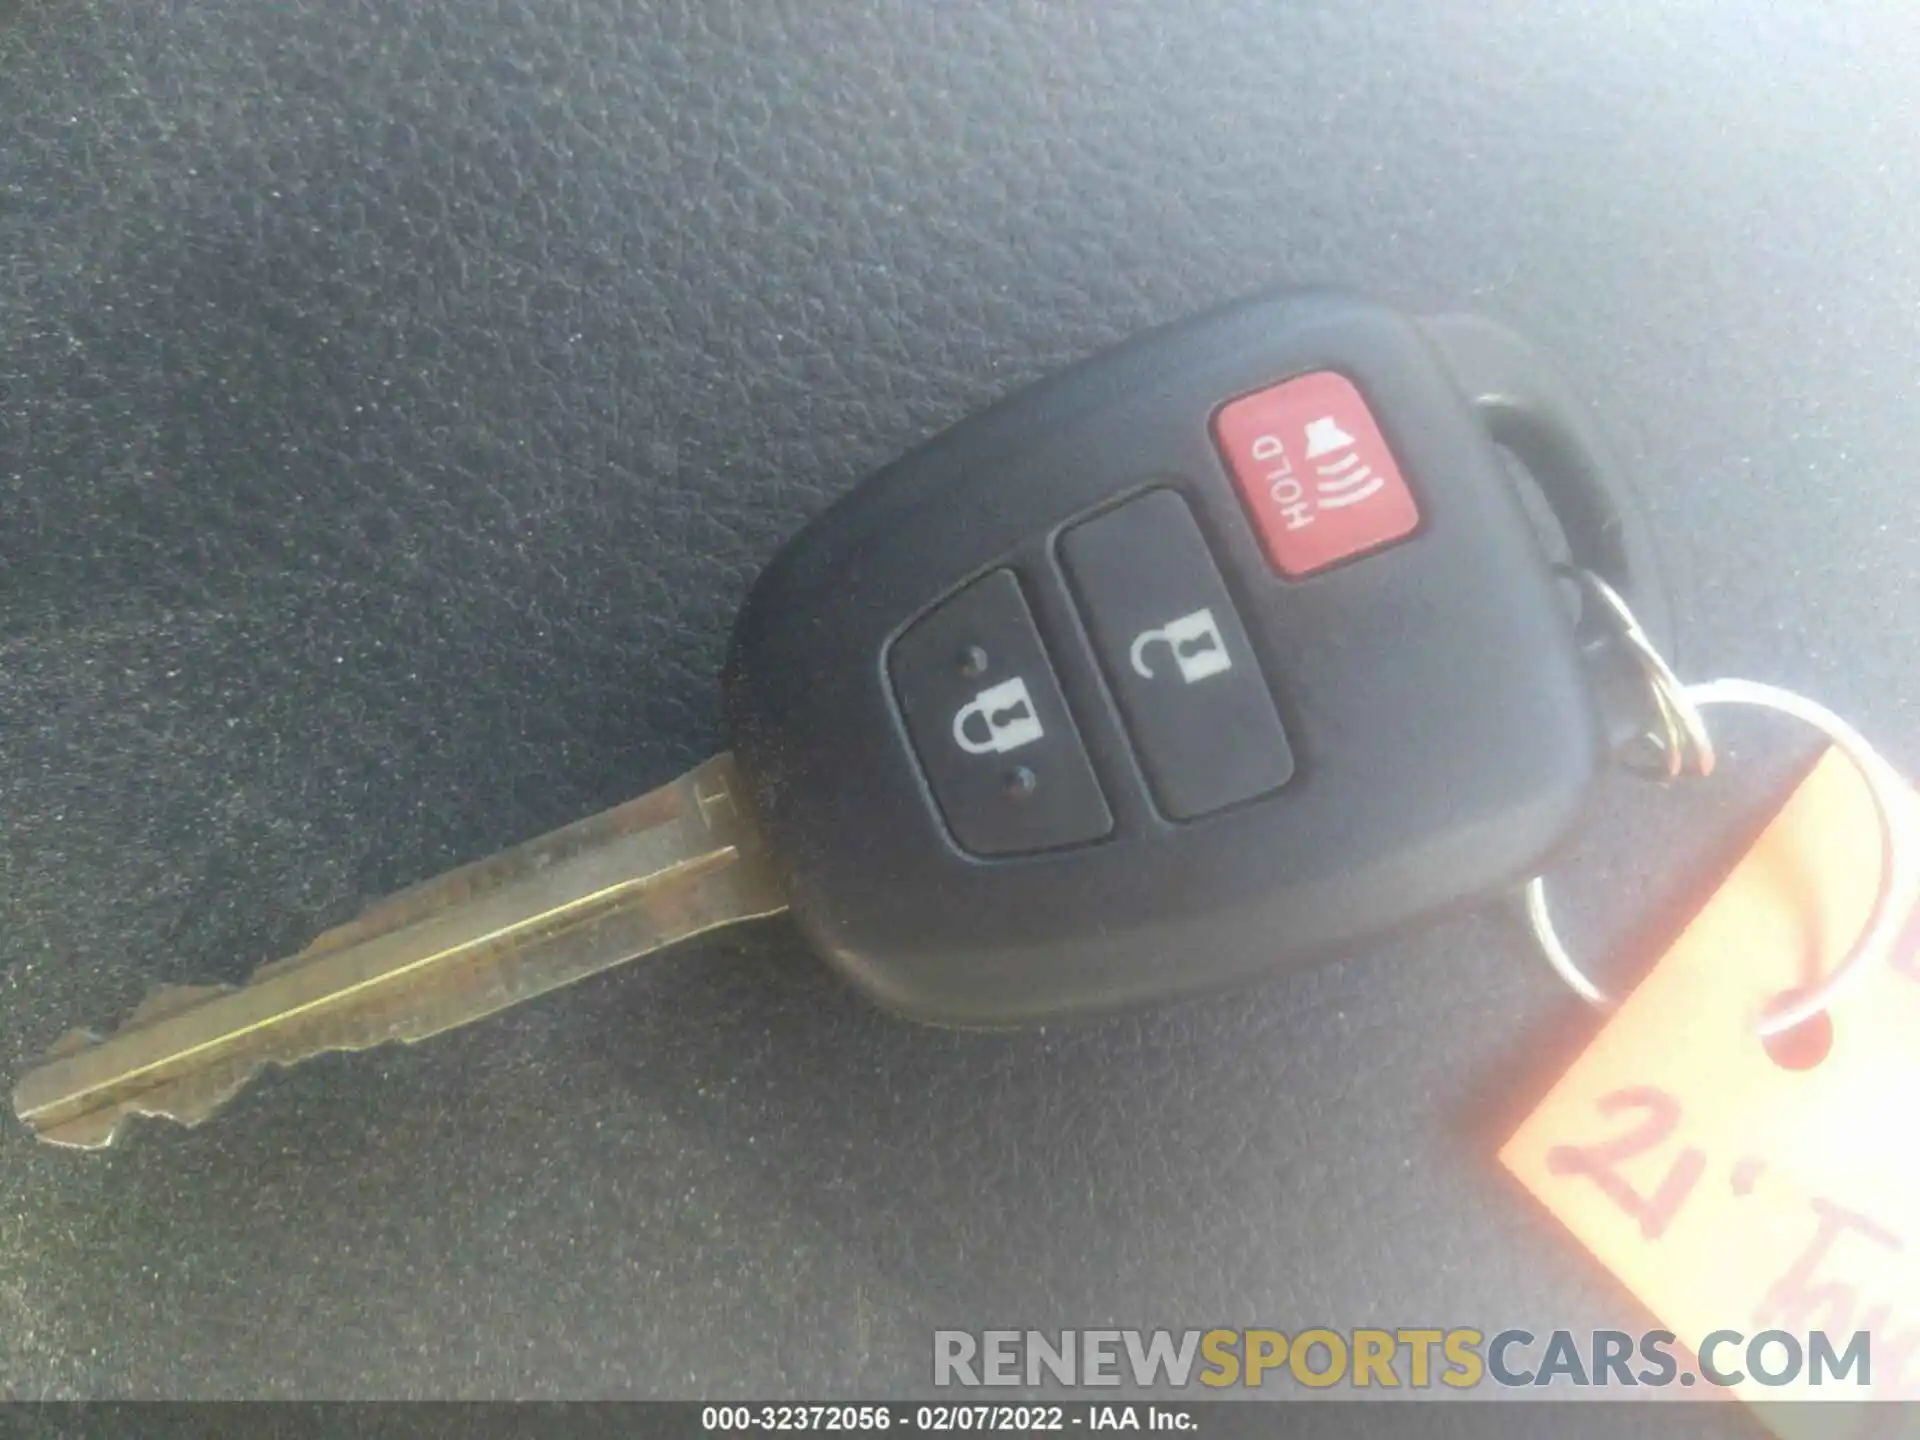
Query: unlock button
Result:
<box><xmin>1063</xmin><ymin>490</ymin><xmax>1294</xmax><ymax>819</ymax></box>
<box><xmin>890</xmin><ymin>570</ymin><xmax>1112</xmax><ymax>857</ymax></box>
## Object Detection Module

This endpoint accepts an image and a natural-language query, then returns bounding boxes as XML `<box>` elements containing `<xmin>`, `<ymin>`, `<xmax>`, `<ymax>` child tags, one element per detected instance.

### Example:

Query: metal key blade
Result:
<box><xmin>13</xmin><ymin>753</ymin><xmax>786</xmax><ymax>1150</ymax></box>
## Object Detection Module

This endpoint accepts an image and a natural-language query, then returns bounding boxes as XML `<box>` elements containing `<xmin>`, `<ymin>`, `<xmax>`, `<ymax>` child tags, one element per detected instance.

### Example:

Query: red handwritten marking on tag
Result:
<box><xmin>1501</xmin><ymin>750</ymin><xmax>1920</xmax><ymax>1438</ymax></box>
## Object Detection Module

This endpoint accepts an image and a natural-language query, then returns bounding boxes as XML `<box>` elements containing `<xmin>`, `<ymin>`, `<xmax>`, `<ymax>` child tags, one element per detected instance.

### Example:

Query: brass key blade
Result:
<box><xmin>13</xmin><ymin>753</ymin><xmax>786</xmax><ymax>1149</ymax></box>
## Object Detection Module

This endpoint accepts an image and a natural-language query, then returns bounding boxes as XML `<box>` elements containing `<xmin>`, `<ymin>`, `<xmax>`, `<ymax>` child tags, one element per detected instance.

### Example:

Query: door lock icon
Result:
<box><xmin>952</xmin><ymin>677</ymin><xmax>1046</xmax><ymax>755</ymax></box>
<box><xmin>1129</xmin><ymin>608</ymin><xmax>1232</xmax><ymax>685</ymax></box>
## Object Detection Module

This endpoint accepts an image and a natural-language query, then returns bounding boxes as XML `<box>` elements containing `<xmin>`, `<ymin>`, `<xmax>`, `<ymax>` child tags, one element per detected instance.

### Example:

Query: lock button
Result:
<box><xmin>889</xmin><ymin>569</ymin><xmax>1112</xmax><ymax>857</ymax></box>
<box><xmin>1061</xmin><ymin>490</ymin><xmax>1294</xmax><ymax>819</ymax></box>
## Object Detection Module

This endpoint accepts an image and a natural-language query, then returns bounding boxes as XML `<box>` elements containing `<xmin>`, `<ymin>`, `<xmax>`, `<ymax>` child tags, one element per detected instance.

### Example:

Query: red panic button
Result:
<box><xmin>1213</xmin><ymin>372</ymin><xmax>1421</xmax><ymax>578</ymax></box>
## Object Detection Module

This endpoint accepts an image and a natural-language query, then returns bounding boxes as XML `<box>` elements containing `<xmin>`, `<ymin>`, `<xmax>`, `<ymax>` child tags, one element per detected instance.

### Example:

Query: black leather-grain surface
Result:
<box><xmin>3</xmin><ymin>0</ymin><xmax>1917</xmax><ymax>1406</ymax></box>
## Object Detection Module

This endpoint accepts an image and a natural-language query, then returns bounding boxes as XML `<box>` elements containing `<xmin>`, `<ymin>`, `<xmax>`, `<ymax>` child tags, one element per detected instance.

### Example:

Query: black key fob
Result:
<box><xmin>724</xmin><ymin>290</ymin><xmax>1665</xmax><ymax>1025</ymax></box>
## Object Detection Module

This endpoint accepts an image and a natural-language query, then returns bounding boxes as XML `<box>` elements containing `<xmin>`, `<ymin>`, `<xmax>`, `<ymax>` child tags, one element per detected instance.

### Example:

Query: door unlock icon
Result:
<box><xmin>1129</xmin><ymin>608</ymin><xmax>1233</xmax><ymax>684</ymax></box>
<box><xmin>951</xmin><ymin>677</ymin><xmax>1046</xmax><ymax>755</ymax></box>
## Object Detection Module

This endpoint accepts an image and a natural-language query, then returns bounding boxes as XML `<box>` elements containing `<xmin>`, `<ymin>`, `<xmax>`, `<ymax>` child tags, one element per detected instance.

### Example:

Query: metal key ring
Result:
<box><xmin>1565</xmin><ymin>567</ymin><xmax>1715</xmax><ymax>781</ymax></box>
<box><xmin>1527</xmin><ymin>585</ymin><xmax>1915</xmax><ymax>1037</ymax></box>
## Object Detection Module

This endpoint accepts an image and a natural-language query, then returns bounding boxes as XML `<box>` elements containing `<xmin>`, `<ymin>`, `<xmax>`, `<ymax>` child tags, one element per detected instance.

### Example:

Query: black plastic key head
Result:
<box><xmin>724</xmin><ymin>290</ymin><xmax>1665</xmax><ymax>1026</ymax></box>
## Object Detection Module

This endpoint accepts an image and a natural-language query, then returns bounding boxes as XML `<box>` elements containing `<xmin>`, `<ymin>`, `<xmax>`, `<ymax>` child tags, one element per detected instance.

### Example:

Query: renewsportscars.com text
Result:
<box><xmin>933</xmin><ymin>1327</ymin><xmax>1876</xmax><ymax>1391</ymax></box>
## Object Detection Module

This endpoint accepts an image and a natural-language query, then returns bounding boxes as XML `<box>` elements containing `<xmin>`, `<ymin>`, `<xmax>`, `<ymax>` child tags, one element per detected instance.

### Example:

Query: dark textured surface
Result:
<box><xmin>1</xmin><ymin>0</ymin><xmax>1916</xmax><ymax>1404</ymax></box>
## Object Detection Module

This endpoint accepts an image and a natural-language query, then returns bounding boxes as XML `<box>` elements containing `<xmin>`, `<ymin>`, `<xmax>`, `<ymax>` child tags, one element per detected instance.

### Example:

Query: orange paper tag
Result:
<box><xmin>1502</xmin><ymin>748</ymin><xmax>1920</xmax><ymax>1434</ymax></box>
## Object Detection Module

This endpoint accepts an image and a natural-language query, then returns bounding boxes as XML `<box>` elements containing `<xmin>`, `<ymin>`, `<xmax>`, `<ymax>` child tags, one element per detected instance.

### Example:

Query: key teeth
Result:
<box><xmin>24</xmin><ymin>1057</ymin><xmax>265</xmax><ymax>1151</ymax></box>
<box><xmin>19</xmin><ymin>986</ymin><xmax>246</xmax><ymax>1151</ymax></box>
<box><xmin>28</xmin><ymin>1108</ymin><xmax>130</xmax><ymax>1152</ymax></box>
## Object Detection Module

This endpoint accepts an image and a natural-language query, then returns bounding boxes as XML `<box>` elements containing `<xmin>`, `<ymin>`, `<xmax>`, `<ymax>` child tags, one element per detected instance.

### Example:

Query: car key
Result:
<box><xmin>13</xmin><ymin>290</ymin><xmax>1666</xmax><ymax>1148</ymax></box>
<box><xmin>13</xmin><ymin>756</ymin><xmax>786</xmax><ymax>1148</ymax></box>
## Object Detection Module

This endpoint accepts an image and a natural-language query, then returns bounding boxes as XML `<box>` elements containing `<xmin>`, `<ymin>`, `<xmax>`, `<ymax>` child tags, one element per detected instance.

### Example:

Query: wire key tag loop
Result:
<box><xmin>1526</xmin><ymin>577</ymin><xmax>1917</xmax><ymax>1037</ymax></box>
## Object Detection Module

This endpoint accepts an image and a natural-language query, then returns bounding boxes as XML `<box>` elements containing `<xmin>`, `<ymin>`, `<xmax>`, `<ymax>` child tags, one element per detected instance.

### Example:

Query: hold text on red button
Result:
<box><xmin>1213</xmin><ymin>371</ymin><xmax>1421</xmax><ymax>578</ymax></box>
